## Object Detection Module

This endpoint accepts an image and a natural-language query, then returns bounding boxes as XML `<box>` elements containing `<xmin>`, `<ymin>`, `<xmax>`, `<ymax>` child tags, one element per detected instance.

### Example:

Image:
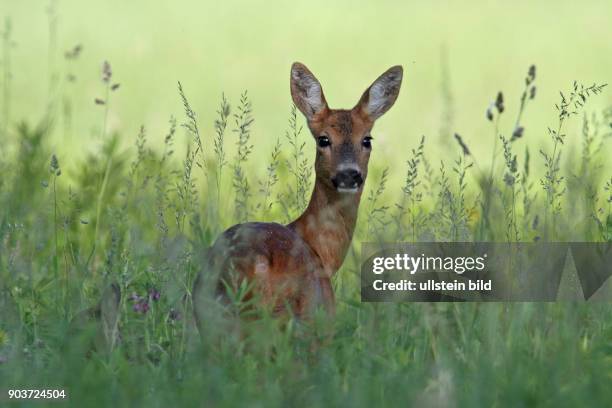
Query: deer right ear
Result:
<box><xmin>290</xmin><ymin>62</ymin><xmax>328</xmax><ymax>120</ymax></box>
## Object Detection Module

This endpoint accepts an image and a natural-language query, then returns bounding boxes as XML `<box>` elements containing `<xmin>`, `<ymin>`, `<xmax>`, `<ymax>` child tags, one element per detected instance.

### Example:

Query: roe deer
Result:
<box><xmin>193</xmin><ymin>62</ymin><xmax>403</xmax><ymax>323</ymax></box>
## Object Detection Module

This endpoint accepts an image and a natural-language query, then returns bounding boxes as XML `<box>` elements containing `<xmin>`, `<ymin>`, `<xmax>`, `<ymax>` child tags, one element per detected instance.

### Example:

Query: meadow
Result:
<box><xmin>1</xmin><ymin>1</ymin><xmax>612</xmax><ymax>406</ymax></box>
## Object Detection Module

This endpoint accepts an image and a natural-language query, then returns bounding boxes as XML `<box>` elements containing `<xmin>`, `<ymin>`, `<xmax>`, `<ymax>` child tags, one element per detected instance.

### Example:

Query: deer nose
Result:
<box><xmin>332</xmin><ymin>169</ymin><xmax>364</xmax><ymax>191</ymax></box>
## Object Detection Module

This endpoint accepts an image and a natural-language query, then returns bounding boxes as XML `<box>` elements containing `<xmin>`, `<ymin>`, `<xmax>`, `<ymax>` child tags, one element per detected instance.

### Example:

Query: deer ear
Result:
<box><xmin>290</xmin><ymin>62</ymin><xmax>328</xmax><ymax>120</ymax></box>
<box><xmin>355</xmin><ymin>66</ymin><xmax>403</xmax><ymax>121</ymax></box>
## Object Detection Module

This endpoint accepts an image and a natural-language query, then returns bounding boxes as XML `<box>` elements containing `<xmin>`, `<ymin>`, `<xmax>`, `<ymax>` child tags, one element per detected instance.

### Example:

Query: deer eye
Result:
<box><xmin>362</xmin><ymin>136</ymin><xmax>373</xmax><ymax>149</ymax></box>
<box><xmin>317</xmin><ymin>136</ymin><xmax>331</xmax><ymax>148</ymax></box>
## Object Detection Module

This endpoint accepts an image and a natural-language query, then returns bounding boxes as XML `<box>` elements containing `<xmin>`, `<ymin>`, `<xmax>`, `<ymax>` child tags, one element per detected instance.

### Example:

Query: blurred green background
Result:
<box><xmin>3</xmin><ymin>0</ymin><xmax>612</xmax><ymax>178</ymax></box>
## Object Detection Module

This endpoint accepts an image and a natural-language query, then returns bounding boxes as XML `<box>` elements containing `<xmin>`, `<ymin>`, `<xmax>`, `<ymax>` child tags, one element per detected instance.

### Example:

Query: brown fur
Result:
<box><xmin>193</xmin><ymin>62</ymin><xmax>402</xmax><ymax>321</ymax></box>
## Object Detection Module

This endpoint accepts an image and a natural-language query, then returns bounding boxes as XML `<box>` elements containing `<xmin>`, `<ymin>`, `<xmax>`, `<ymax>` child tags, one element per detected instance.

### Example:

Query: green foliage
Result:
<box><xmin>232</xmin><ymin>91</ymin><xmax>254</xmax><ymax>223</ymax></box>
<box><xmin>282</xmin><ymin>104</ymin><xmax>312</xmax><ymax>220</ymax></box>
<box><xmin>0</xmin><ymin>60</ymin><xmax>611</xmax><ymax>408</ymax></box>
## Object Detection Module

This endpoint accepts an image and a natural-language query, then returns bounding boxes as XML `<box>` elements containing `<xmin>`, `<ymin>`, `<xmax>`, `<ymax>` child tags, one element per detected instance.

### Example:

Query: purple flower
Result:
<box><xmin>132</xmin><ymin>301</ymin><xmax>150</xmax><ymax>314</ymax></box>
<box><xmin>149</xmin><ymin>288</ymin><xmax>161</xmax><ymax>302</ymax></box>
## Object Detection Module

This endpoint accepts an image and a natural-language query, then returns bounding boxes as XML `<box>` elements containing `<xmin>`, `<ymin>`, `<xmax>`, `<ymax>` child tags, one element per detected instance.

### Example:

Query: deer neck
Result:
<box><xmin>288</xmin><ymin>179</ymin><xmax>362</xmax><ymax>277</ymax></box>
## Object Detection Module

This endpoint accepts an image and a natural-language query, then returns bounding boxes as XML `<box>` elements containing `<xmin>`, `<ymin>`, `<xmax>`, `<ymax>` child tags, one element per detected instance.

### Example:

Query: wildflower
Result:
<box><xmin>133</xmin><ymin>301</ymin><xmax>149</xmax><ymax>314</ymax></box>
<box><xmin>129</xmin><ymin>291</ymin><xmax>151</xmax><ymax>314</ymax></box>
<box><xmin>149</xmin><ymin>288</ymin><xmax>161</xmax><ymax>302</ymax></box>
<box><xmin>503</xmin><ymin>173</ymin><xmax>515</xmax><ymax>186</ymax></box>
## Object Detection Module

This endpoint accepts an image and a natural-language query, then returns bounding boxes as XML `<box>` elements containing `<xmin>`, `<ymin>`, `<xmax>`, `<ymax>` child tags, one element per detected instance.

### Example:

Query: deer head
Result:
<box><xmin>290</xmin><ymin>62</ymin><xmax>403</xmax><ymax>194</ymax></box>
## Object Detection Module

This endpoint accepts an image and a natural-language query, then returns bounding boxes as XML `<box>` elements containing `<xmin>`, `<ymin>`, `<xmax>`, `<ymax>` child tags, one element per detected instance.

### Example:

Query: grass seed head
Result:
<box><xmin>50</xmin><ymin>154</ymin><xmax>60</xmax><ymax>175</ymax></box>
<box><xmin>527</xmin><ymin>64</ymin><xmax>536</xmax><ymax>84</ymax></box>
<box><xmin>495</xmin><ymin>91</ymin><xmax>505</xmax><ymax>113</ymax></box>
<box><xmin>486</xmin><ymin>104</ymin><xmax>494</xmax><ymax>121</ymax></box>
<box><xmin>454</xmin><ymin>133</ymin><xmax>471</xmax><ymax>156</ymax></box>
<box><xmin>512</xmin><ymin>126</ymin><xmax>524</xmax><ymax>141</ymax></box>
<box><xmin>102</xmin><ymin>60</ymin><xmax>112</xmax><ymax>83</ymax></box>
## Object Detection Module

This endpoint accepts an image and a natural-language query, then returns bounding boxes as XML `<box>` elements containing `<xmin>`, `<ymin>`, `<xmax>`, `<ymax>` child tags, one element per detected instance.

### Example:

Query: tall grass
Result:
<box><xmin>540</xmin><ymin>82</ymin><xmax>607</xmax><ymax>239</ymax></box>
<box><xmin>0</xmin><ymin>44</ymin><xmax>611</xmax><ymax>407</ymax></box>
<box><xmin>282</xmin><ymin>104</ymin><xmax>312</xmax><ymax>219</ymax></box>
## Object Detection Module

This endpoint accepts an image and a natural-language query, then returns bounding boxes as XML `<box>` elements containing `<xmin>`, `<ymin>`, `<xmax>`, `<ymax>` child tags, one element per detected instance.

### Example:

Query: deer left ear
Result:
<box><xmin>354</xmin><ymin>66</ymin><xmax>403</xmax><ymax>121</ymax></box>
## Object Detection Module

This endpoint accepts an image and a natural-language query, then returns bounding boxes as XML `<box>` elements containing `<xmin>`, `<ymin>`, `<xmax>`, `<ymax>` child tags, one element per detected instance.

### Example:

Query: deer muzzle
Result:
<box><xmin>332</xmin><ymin>168</ymin><xmax>363</xmax><ymax>193</ymax></box>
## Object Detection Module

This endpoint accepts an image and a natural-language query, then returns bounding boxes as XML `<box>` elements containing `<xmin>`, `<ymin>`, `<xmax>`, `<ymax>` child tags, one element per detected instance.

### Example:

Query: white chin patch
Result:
<box><xmin>336</xmin><ymin>187</ymin><xmax>359</xmax><ymax>194</ymax></box>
